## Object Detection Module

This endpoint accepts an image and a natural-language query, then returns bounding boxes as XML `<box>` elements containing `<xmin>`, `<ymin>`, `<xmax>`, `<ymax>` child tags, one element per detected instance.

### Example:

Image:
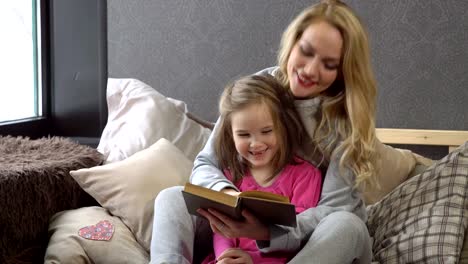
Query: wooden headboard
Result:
<box><xmin>376</xmin><ymin>129</ymin><xmax>468</xmax><ymax>152</ymax></box>
<box><xmin>196</xmin><ymin>119</ymin><xmax>468</xmax><ymax>154</ymax></box>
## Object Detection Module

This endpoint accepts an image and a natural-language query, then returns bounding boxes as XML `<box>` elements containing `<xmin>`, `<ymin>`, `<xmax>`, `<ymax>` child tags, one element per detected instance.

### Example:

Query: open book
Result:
<box><xmin>182</xmin><ymin>182</ymin><xmax>297</xmax><ymax>227</ymax></box>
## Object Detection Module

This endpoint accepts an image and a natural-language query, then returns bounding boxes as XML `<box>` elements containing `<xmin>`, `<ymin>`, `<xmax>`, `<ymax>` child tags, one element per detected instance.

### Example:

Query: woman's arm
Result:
<box><xmin>257</xmin><ymin>152</ymin><xmax>367</xmax><ymax>253</ymax></box>
<box><xmin>190</xmin><ymin>118</ymin><xmax>238</xmax><ymax>192</ymax></box>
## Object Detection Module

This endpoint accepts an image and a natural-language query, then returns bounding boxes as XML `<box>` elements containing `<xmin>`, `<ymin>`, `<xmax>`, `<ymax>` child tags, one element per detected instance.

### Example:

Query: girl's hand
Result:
<box><xmin>217</xmin><ymin>248</ymin><xmax>253</xmax><ymax>264</ymax></box>
<box><xmin>196</xmin><ymin>208</ymin><xmax>270</xmax><ymax>240</ymax></box>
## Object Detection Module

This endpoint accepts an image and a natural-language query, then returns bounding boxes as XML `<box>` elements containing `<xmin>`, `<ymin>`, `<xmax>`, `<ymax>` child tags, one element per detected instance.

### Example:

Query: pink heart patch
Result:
<box><xmin>78</xmin><ymin>220</ymin><xmax>114</xmax><ymax>241</ymax></box>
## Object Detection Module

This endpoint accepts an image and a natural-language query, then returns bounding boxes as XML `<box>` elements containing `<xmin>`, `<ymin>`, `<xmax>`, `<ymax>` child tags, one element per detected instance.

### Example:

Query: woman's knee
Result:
<box><xmin>154</xmin><ymin>186</ymin><xmax>185</xmax><ymax>211</ymax></box>
<box><xmin>295</xmin><ymin>211</ymin><xmax>371</xmax><ymax>263</ymax></box>
<box><xmin>320</xmin><ymin>211</ymin><xmax>370</xmax><ymax>242</ymax></box>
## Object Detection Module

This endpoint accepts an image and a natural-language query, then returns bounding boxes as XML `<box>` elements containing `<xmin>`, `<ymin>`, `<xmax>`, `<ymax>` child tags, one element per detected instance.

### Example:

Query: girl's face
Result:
<box><xmin>287</xmin><ymin>20</ymin><xmax>343</xmax><ymax>99</ymax></box>
<box><xmin>230</xmin><ymin>102</ymin><xmax>279</xmax><ymax>171</ymax></box>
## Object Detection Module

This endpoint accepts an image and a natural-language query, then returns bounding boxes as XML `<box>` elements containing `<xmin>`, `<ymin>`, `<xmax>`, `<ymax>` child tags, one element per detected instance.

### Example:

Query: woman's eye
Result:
<box><xmin>324</xmin><ymin>63</ymin><xmax>339</xmax><ymax>70</ymax></box>
<box><xmin>262</xmin><ymin>129</ymin><xmax>273</xmax><ymax>134</ymax></box>
<box><xmin>300</xmin><ymin>46</ymin><xmax>314</xmax><ymax>57</ymax></box>
<box><xmin>237</xmin><ymin>133</ymin><xmax>249</xmax><ymax>137</ymax></box>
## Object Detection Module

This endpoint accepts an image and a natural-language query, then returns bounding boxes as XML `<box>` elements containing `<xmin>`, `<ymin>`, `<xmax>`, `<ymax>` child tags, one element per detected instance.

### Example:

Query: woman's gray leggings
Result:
<box><xmin>150</xmin><ymin>186</ymin><xmax>372</xmax><ymax>264</ymax></box>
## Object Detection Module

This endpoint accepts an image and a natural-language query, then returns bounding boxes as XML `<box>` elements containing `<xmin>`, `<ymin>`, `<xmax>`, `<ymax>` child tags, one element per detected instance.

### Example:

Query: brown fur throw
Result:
<box><xmin>0</xmin><ymin>136</ymin><xmax>104</xmax><ymax>263</ymax></box>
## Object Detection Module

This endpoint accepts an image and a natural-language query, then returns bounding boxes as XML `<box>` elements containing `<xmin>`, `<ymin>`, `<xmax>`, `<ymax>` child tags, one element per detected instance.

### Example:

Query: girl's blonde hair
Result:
<box><xmin>214</xmin><ymin>75</ymin><xmax>304</xmax><ymax>183</ymax></box>
<box><xmin>277</xmin><ymin>0</ymin><xmax>378</xmax><ymax>189</ymax></box>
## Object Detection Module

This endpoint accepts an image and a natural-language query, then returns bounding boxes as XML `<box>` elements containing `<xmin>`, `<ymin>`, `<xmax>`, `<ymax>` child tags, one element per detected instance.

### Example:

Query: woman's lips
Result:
<box><xmin>297</xmin><ymin>72</ymin><xmax>317</xmax><ymax>88</ymax></box>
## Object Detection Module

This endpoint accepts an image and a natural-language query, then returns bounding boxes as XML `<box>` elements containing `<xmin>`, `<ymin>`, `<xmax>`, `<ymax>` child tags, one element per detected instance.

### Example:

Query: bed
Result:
<box><xmin>377</xmin><ymin>128</ymin><xmax>468</xmax><ymax>153</ymax></box>
<box><xmin>42</xmin><ymin>78</ymin><xmax>468</xmax><ymax>263</ymax></box>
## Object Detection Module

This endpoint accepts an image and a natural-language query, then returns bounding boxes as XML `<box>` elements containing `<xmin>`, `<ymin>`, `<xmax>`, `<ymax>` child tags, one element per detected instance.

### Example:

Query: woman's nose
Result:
<box><xmin>303</xmin><ymin>58</ymin><xmax>319</xmax><ymax>77</ymax></box>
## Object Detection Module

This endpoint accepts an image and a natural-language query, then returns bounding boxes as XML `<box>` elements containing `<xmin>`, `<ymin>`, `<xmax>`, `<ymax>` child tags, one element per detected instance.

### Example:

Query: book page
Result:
<box><xmin>182</xmin><ymin>183</ymin><xmax>296</xmax><ymax>226</ymax></box>
<box><xmin>184</xmin><ymin>182</ymin><xmax>239</xmax><ymax>207</ymax></box>
<box><xmin>238</xmin><ymin>190</ymin><xmax>290</xmax><ymax>203</ymax></box>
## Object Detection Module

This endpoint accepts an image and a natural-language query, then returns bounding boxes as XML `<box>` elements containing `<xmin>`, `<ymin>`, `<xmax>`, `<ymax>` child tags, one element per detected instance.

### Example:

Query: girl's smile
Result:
<box><xmin>230</xmin><ymin>102</ymin><xmax>279</xmax><ymax>173</ymax></box>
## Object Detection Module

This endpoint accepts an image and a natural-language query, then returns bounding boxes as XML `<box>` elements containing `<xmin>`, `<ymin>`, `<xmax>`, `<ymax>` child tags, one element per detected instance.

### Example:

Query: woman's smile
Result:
<box><xmin>296</xmin><ymin>70</ymin><xmax>318</xmax><ymax>88</ymax></box>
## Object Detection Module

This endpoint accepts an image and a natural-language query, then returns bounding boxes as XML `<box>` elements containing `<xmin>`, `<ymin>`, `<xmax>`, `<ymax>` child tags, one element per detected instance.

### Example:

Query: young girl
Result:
<box><xmin>201</xmin><ymin>75</ymin><xmax>322</xmax><ymax>264</ymax></box>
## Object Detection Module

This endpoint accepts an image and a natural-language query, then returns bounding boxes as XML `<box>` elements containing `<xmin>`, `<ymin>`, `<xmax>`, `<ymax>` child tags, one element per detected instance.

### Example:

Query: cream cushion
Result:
<box><xmin>69</xmin><ymin>138</ymin><xmax>193</xmax><ymax>251</ymax></box>
<box><xmin>98</xmin><ymin>78</ymin><xmax>211</xmax><ymax>163</ymax></box>
<box><xmin>45</xmin><ymin>206</ymin><xmax>148</xmax><ymax>264</ymax></box>
<box><xmin>363</xmin><ymin>141</ymin><xmax>418</xmax><ymax>205</ymax></box>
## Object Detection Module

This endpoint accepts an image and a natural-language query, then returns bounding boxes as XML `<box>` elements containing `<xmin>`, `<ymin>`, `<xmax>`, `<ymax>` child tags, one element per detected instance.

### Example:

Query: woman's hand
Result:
<box><xmin>221</xmin><ymin>188</ymin><xmax>241</xmax><ymax>196</ymax></box>
<box><xmin>196</xmin><ymin>208</ymin><xmax>270</xmax><ymax>240</ymax></box>
<box><xmin>217</xmin><ymin>248</ymin><xmax>253</xmax><ymax>264</ymax></box>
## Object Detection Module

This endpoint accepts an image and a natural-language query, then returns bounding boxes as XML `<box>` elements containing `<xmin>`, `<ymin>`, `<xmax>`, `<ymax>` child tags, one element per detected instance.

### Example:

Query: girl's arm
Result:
<box><xmin>190</xmin><ymin>118</ymin><xmax>238</xmax><ymax>192</ymax></box>
<box><xmin>257</xmin><ymin>151</ymin><xmax>367</xmax><ymax>253</ymax></box>
<box><xmin>289</xmin><ymin>162</ymin><xmax>322</xmax><ymax>213</ymax></box>
<box><xmin>213</xmin><ymin>233</ymin><xmax>236</xmax><ymax>259</ymax></box>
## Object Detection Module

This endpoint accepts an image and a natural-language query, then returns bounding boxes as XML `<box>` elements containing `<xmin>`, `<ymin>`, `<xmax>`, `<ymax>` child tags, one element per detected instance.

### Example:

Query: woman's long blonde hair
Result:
<box><xmin>214</xmin><ymin>75</ymin><xmax>304</xmax><ymax>183</ymax></box>
<box><xmin>276</xmin><ymin>0</ymin><xmax>378</xmax><ymax>189</ymax></box>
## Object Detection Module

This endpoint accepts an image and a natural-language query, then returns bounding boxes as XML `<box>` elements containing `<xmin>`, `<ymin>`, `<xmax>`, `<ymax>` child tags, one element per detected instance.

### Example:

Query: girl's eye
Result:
<box><xmin>237</xmin><ymin>133</ymin><xmax>249</xmax><ymax>137</ymax></box>
<box><xmin>262</xmin><ymin>129</ymin><xmax>273</xmax><ymax>134</ymax></box>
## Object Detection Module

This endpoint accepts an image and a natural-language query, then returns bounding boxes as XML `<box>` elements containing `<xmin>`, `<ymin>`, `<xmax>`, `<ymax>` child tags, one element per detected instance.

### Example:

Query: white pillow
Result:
<box><xmin>70</xmin><ymin>138</ymin><xmax>193</xmax><ymax>252</ymax></box>
<box><xmin>98</xmin><ymin>78</ymin><xmax>211</xmax><ymax>163</ymax></box>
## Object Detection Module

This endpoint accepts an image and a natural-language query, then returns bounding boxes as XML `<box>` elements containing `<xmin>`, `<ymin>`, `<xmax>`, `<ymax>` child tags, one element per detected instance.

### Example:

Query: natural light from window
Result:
<box><xmin>0</xmin><ymin>2</ymin><xmax>41</xmax><ymax>123</ymax></box>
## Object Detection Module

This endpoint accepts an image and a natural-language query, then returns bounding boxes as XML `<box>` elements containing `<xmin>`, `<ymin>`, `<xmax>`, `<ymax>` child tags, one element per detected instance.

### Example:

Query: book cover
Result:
<box><xmin>182</xmin><ymin>183</ymin><xmax>297</xmax><ymax>227</ymax></box>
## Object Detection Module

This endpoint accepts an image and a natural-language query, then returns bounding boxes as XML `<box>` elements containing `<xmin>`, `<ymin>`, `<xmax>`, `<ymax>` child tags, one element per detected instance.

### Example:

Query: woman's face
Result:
<box><xmin>287</xmin><ymin>20</ymin><xmax>343</xmax><ymax>99</ymax></box>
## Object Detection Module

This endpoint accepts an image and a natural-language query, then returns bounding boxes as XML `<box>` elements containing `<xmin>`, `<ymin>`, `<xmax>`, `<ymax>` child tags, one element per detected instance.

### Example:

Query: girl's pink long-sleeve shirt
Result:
<box><xmin>203</xmin><ymin>157</ymin><xmax>322</xmax><ymax>264</ymax></box>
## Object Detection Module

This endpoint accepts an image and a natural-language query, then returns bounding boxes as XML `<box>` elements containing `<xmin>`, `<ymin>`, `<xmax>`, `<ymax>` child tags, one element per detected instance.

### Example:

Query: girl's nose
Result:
<box><xmin>249</xmin><ymin>139</ymin><xmax>263</xmax><ymax>149</ymax></box>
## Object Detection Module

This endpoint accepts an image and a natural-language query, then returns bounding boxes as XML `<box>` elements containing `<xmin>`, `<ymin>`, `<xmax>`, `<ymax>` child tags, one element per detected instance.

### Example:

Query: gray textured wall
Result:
<box><xmin>108</xmin><ymin>0</ymin><xmax>468</xmax><ymax>133</ymax></box>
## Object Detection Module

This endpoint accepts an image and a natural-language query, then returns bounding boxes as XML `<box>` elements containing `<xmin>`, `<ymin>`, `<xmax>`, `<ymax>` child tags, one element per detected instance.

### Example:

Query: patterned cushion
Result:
<box><xmin>367</xmin><ymin>142</ymin><xmax>468</xmax><ymax>263</ymax></box>
<box><xmin>460</xmin><ymin>230</ymin><xmax>468</xmax><ymax>263</ymax></box>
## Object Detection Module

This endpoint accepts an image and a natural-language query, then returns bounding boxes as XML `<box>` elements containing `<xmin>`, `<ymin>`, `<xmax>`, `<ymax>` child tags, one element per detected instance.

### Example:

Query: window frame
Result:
<box><xmin>0</xmin><ymin>0</ymin><xmax>108</xmax><ymax>141</ymax></box>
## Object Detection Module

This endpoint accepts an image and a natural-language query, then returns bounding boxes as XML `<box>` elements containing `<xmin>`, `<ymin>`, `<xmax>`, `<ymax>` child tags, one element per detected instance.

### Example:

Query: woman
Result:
<box><xmin>151</xmin><ymin>1</ymin><xmax>377</xmax><ymax>263</ymax></box>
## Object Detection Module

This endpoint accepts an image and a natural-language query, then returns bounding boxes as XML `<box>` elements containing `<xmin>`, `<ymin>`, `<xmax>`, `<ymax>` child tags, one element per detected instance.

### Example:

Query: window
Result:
<box><xmin>0</xmin><ymin>0</ymin><xmax>107</xmax><ymax>139</ymax></box>
<box><xmin>0</xmin><ymin>1</ymin><xmax>42</xmax><ymax>123</ymax></box>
